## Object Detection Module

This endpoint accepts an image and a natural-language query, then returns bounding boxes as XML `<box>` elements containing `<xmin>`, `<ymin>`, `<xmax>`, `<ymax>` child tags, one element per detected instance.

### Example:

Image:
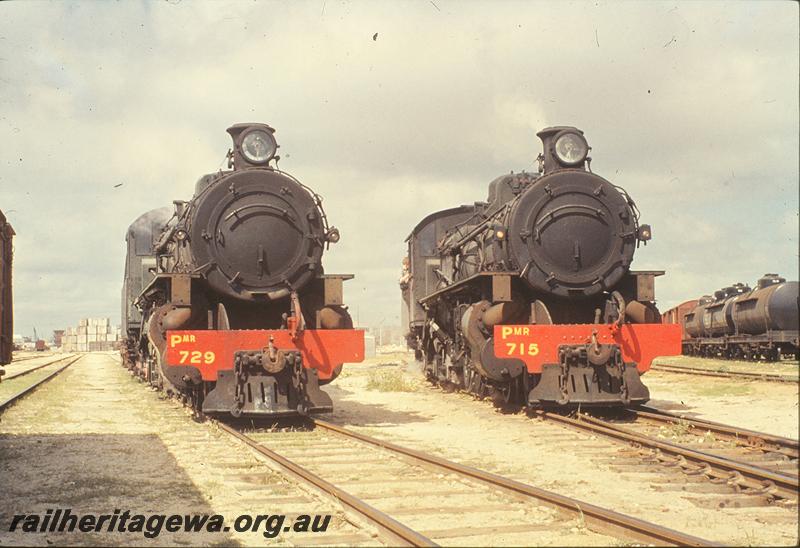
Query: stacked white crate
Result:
<box><xmin>62</xmin><ymin>318</ymin><xmax>119</xmax><ymax>352</ymax></box>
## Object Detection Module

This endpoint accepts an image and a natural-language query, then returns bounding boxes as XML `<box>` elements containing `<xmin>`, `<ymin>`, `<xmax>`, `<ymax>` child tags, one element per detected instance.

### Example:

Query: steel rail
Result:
<box><xmin>539</xmin><ymin>411</ymin><xmax>798</xmax><ymax>501</ymax></box>
<box><xmin>650</xmin><ymin>363</ymin><xmax>798</xmax><ymax>383</ymax></box>
<box><xmin>311</xmin><ymin>418</ymin><xmax>717</xmax><ymax>547</ymax></box>
<box><xmin>7</xmin><ymin>354</ymin><xmax>50</xmax><ymax>363</ymax></box>
<box><xmin>632</xmin><ymin>405</ymin><xmax>799</xmax><ymax>459</ymax></box>
<box><xmin>2</xmin><ymin>355</ymin><xmax>75</xmax><ymax>381</ymax></box>
<box><xmin>0</xmin><ymin>356</ymin><xmax>82</xmax><ymax>412</ymax></box>
<box><xmin>215</xmin><ymin>422</ymin><xmax>436</xmax><ymax>547</ymax></box>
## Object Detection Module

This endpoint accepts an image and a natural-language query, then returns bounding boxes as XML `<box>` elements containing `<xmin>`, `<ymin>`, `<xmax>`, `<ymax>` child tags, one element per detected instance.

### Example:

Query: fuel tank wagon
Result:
<box><xmin>670</xmin><ymin>274</ymin><xmax>799</xmax><ymax>361</ymax></box>
<box><xmin>122</xmin><ymin>123</ymin><xmax>364</xmax><ymax>417</ymax></box>
<box><xmin>401</xmin><ymin>127</ymin><xmax>680</xmax><ymax>407</ymax></box>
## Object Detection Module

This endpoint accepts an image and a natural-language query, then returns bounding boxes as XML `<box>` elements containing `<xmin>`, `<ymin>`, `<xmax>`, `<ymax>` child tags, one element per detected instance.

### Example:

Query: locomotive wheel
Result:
<box><xmin>766</xmin><ymin>348</ymin><xmax>779</xmax><ymax>362</ymax></box>
<box><xmin>448</xmin><ymin>367</ymin><xmax>464</xmax><ymax>389</ymax></box>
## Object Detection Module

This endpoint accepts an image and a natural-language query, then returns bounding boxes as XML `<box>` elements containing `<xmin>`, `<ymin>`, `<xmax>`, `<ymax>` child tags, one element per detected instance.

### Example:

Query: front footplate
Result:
<box><xmin>202</xmin><ymin>347</ymin><xmax>332</xmax><ymax>417</ymax></box>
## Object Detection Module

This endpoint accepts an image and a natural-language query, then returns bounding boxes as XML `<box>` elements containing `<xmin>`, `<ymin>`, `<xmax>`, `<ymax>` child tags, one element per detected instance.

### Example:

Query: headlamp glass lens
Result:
<box><xmin>554</xmin><ymin>133</ymin><xmax>588</xmax><ymax>165</ymax></box>
<box><xmin>242</xmin><ymin>130</ymin><xmax>276</xmax><ymax>163</ymax></box>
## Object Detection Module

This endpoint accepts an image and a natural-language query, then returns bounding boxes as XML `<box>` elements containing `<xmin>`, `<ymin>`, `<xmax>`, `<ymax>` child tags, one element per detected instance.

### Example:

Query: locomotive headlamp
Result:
<box><xmin>637</xmin><ymin>224</ymin><xmax>652</xmax><ymax>241</ymax></box>
<box><xmin>495</xmin><ymin>229</ymin><xmax>505</xmax><ymax>240</ymax></box>
<box><xmin>554</xmin><ymin>131</ymin><xmax>589</xmax><ymax>166</ymax></box>
<box><xmin>326</xmin><ymin>227</ymin><xmax>340</xmax><ymax>244</ymax></box>
<box><xmin>241</xmin><ymin>129</ymin><xmax>277</xmax><ymax>164</ymax></box>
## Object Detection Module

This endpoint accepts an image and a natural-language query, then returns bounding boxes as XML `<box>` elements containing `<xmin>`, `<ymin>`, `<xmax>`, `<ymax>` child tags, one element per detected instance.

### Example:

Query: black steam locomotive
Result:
<box><xmin>679</xmin><ymin>274</ymin><xmax>798</xmax><ymax>361</ymax></box>
<box><xmin>122</xmin><ymin>123</ymin><xmax>363</xmax><ymax>417</ymax></box>
<box><xmin>401</xmin><ymin>126</ymin><xmax>679</xmax><ymax>406</ymax></box>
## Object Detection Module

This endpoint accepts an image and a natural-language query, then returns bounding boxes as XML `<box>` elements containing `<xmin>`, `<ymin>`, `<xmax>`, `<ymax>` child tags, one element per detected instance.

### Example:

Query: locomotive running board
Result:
<box><xmin>418</xmin><ymin>271</ymin><xmax>518</xmax><ymax>305</ymax></box>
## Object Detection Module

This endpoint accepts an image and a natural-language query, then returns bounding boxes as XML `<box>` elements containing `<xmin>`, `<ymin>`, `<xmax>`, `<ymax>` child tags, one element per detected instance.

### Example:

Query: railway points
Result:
<box><xmin>537</xmin><ymin>409</ymin><xmax>799</xmax><ymax>502</ymax></box>
<box><xmin>311</xmin><ymin>356</ymin><xmax>800</xmax><ymax>545</ymax></box>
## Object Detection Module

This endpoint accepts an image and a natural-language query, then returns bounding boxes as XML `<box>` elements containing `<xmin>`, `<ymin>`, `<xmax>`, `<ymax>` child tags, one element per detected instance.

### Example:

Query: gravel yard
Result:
<box><xmin>1</xmin><ymin>350</ymin><xmax>797</xmax><ymax>546</ymax></box>
<box><xmin>326</xmin><ymin>350</ymin><xmax>799</xmax><ymax>546</ymax></box>
<box><xmin>0</xmin><ymin>353</ymin><xmax>378</xmax><ymax>546</ymax></box>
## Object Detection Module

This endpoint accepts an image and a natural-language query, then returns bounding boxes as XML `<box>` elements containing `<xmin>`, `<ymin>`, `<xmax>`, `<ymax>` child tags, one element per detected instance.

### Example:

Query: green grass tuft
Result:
<box><xmin>365</xmin><ymin>369</ymin><xmax>417</xmax><ymax>392</ymax></box>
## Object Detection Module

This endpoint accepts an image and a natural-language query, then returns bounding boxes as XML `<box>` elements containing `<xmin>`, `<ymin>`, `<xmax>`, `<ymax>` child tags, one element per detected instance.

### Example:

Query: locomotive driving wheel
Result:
<box><xmin>447</xmin><ymin>366</ymin><xmax>464</xmax><ymax>389</ymax></box>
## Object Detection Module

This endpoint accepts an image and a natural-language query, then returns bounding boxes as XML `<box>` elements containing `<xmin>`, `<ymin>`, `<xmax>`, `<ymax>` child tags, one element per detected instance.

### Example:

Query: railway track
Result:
<box><xmin>6</xmin><ymin>353</ymin><xmax>53</xmax><ymax>363</ymax></box>
<box><xmin>650</xmin><ymin>363</ymin><xmax>799</xmax><ymax>383</ymax></box>
<box><xmin>535</xmin><ymin>408</ymin><xmax>799</xmax><ymax>503</ymax></box>
<box><xmin>0</xmin><ymin>355</ymin><xmax>81</xmax><ymax>412</ymax></box>
<box><xmin>633</xmin><ymin>405</ymin><xmax>798</xmax><ymax>461</ymax></box>
<box><xmin>217</xmin><ymin>418</ymin><xmax>716</xmax><ymax>547</ymax></box>
<box><xmin>2</xmin><ymin>354</ymin><xmax>76</xmax><ymax>381</ymax></box>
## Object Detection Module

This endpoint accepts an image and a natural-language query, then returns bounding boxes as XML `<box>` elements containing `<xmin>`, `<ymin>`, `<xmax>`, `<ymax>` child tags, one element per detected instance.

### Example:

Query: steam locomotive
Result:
<box><xmin>401</xmin><ymin>126</ymin><xmax>680</xmax><ymax>407</ymax></box>
<box><xmin>122</xmin><ymin>123</ymin><xmax>364</xmax><ymax>417</ymax></box>
<box><xmin>666</xmin><ymin>274</ymin><xmax>798</xmax><ymax>361</ymax></box>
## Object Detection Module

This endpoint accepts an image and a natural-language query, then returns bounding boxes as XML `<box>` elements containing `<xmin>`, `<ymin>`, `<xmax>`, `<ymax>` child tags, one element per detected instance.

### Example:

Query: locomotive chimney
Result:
<box><xmin>537</xmin><ymin>126</ymin><xmax>589</xmax><ymax>174</ymax></box>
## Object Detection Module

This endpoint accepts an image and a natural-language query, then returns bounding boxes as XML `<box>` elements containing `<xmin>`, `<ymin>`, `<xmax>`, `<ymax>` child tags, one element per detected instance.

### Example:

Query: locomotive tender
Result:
<box><xmin>122</xmin><ymin>123</ymin><xmax>364</xmax><ymax>417</ymax></box>
<box><xmin>670</xmin><ymin>274</ymin><xmax>799</xmax><ymax>361</ymax></box>
<box><xmin>401</xmin><ymin>126</ymin><xmax>680</xmax><ymax>406</ymax></box>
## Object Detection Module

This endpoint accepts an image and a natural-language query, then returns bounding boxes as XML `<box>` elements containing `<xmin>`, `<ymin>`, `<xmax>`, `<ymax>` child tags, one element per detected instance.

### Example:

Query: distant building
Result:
<box><xmin>371</xmin><ymin>325</ymin><xmax>404</xmax><ymax>346</ymax></box>
<box><xmin>364</xmin><ymin>335</ymin><xmax>376</xmax><ymax>358</ymax></box>
<box><xmin>53</xmin><ymin>330</ymin><xmax>65</xmax><ymax>347</ymax></box>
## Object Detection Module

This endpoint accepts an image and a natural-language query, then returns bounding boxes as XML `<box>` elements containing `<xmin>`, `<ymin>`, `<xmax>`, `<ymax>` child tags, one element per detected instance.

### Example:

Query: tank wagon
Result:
<box><xmin>668</xmin><ymin>274</ymin><xmax>799</xmax><ymax>361</ymax></box>
<box><xmin>401</xmin><ymin>126</ymin><xmax>680</xmax><ymax>407</ymax></box>
<box><xmin>1</xmin><ymin>209</ymin><xmax>14</xmax><ymax>369</ymax></box>
<box><xmin>122</xmin><ymin>123</ymin><xmax>364</xmax><ymax>417</ymax></box>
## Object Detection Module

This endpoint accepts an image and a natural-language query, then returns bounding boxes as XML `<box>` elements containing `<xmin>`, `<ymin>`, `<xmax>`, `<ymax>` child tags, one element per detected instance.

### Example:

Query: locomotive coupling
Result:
<box><xmin>232</xmin><ymin>346</ymin><xmax>297</xmax><ymax>375</ymax></box>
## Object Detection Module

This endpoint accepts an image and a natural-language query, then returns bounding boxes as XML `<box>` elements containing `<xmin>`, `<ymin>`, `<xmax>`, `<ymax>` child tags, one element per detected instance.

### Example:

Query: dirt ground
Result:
<box><xmin>327</xmin><ymin>350</ymin><xmax>800</xmax><ymax>546</ymax></box>
<box><xmin>643</xmin><ymin>369</ymin><xmax>798</xmax><ymax>438</ymax></box>
<box><xmin>0</xmin><ymin>353</ymin><xmax>377</xmax><ymax>546</ymax></box>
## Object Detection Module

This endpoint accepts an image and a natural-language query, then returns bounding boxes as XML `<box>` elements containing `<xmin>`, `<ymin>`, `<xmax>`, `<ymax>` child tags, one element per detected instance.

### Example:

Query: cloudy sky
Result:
<box><xmin>1</xmin><ymin>1</ymin><xmax>797</xmax><ymax>339</ymax></box>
